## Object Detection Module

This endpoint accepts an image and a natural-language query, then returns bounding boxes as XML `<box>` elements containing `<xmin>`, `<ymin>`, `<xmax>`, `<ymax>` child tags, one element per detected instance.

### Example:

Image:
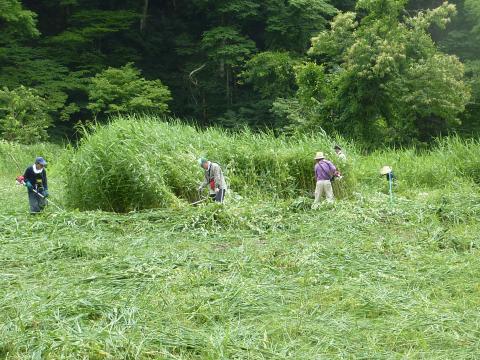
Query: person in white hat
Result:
<box><xmin>380</xmin><ymin>165</ymin><xmax>396</xmax><ymax>201</ymax></box>
<box><xmin>334</xmin><ymin>145</ymin><xmax>347</xmax><ymax>161</ymax></box>
<box><xmin>380</xmin><ymin>166</ymin><xmax>395</xmax><ymax>182</ymax></box>
<box><xmin>313</xmin><ymin>152</ymin><xmax>337</xmax><ymax>207</ymax></box>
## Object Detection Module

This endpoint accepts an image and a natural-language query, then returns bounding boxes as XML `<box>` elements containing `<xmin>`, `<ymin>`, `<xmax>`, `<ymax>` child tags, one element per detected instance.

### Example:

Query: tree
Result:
<box><xmin>241</xmin><ymin>51</ymin><xmax>298</xmax><ymax>99</ymax></box>
<box><xmin>0</xmin><ymin>0</ymin><xmax>39</xmax><ymax>43</ymax></box>
<box><xmin>0</xmin><ymin>86</ymin><xmax>51</xmax><ymax>143</ymax></box>
<box><xmin>2</xmin><ymin>0</ymin><xmax>476</xmax><ymax>140</ymax></box>
<box><xmin>308</xmin><ymin>12</ymin><xmax>357</xmax><ymax>64</ymax></box>
<box><xmin>264</xmin><ymin>0</ymin><xmax>337</xmax><ymax>52</ymax></box>
<box><xmin>201</xmin><ymin>26</ymin><xmax>256</xmax><ymax>104</ymax></box>
<box><xmin>0</xmin><ymin>47</ymin><xmax>87</xmax><ymax>123</ymax></box>
<box><xmin>272</xmin><ymin>62</ymin><xmax>330</xmax><ymax>133</ymax></box>
<box><xmin>87</xmin><ymin>63</ymin><xmax>171</xmax><ymax>118</ymax></box>
<box><xmin>295</xmin><ymin>0</ymin><xmax>470</xmax><ymax>145</ymax></box>
<box><xmin>465</xmin><ymin>0</ymin><xmax>480</xmax><ymax>40</ymax></box>
<box><xmin>45</xmin><ymin>9</ymin><xmax>140</xmax><ymax>71</ymax></box>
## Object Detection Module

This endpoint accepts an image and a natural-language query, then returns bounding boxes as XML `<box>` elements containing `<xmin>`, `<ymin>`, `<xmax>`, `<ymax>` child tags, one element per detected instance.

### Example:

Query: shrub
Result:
<box><xmin>88</xmin><ymin>63</ymin><xmax>171</xmax><ymax>119</ymax></box>
<box><xmin>0</xmin><ymin>86</ymin><xmax>51</xmax><ymax>144</ymax></box>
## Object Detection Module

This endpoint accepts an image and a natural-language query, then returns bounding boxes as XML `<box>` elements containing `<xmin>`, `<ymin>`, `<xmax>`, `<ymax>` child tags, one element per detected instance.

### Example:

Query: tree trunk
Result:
<box><xmin>203</xmin><ymin>93</ymin><xmax>207</xmax><ymax>124</ymax></box>
<box><xmin>140</xmin><ymin>0</ymin><xmax>149</xmax><ymax>32</ymax></box>
<box><xmin>226</xmin><ymin>67</ymin><xmax>230</xmax><ymax>103</ymax></box>
<box><xmin>220</xmin><ymin>35</ymin><xmax>226</xmax><ymax>77</ymax></box>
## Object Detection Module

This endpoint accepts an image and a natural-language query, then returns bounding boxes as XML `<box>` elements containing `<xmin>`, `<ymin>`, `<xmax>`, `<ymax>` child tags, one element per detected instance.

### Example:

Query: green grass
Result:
<box><xmin>1</xmin><ymin>134</ymin><xmax>480</xmax><ymax>358</ymax></box>
<box><xmin>63</xmin><ymin>116</ymin><xmax>355</xmax><ymax>212</ymax></box>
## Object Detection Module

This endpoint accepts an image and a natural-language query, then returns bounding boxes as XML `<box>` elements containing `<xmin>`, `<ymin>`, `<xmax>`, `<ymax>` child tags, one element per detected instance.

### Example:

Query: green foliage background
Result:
<box><xmin>0</xmin><ymin>0</ymin><xmax>478</xmax><ymax>145</ymax></box>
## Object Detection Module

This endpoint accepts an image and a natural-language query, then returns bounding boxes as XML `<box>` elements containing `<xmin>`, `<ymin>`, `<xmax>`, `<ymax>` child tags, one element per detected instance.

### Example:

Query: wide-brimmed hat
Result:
<box><xmin>314</xmin><ymin>152</ymin><xmax>325</xmax><ymax>160</ymax></box>
<box><xmin>380</xmin><ymin>165</ymin><xmax>392</xmax><ymax>175</ymax></box>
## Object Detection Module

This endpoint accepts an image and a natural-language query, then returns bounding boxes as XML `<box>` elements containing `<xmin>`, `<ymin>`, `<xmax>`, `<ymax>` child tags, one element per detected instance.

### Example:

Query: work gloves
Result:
<box><xmin>25</xmin><ymin>181</ymin><xmax>33</xmax><ymax>190</ymax></box>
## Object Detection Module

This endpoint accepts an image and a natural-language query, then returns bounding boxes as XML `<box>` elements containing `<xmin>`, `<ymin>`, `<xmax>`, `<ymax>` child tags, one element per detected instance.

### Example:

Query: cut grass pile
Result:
<box><xmin>2</xmin><ymin>182</ymin><xmax>480</xmax><ymax>358</ymax></box>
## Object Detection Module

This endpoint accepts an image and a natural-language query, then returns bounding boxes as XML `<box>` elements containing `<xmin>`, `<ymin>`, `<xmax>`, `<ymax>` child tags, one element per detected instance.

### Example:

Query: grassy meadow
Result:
<box><xmin>1</xmin><ymin>119</ymin><xmax>480</xmax><ymax>359</ymax></box>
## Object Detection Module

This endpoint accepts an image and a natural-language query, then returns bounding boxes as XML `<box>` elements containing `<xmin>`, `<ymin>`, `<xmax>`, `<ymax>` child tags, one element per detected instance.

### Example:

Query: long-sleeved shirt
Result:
<box><xmin>314</xmin><ymin>160</ymin><xmax>336</xmax><ymax>181</ymax></box>
<box><xmin>23</xmin><ymin>165</ymin><xmax>48</xmax><ymax>193</ymax></box>
<box><xmin>336</xmin><ymin>151</ymin><xmax>347</xmax><ymax>161</ymax></box>
<box><xmin>200</xmin><ymin>162</ymin><xmax>227</xmax><ymax>194</ymax></box>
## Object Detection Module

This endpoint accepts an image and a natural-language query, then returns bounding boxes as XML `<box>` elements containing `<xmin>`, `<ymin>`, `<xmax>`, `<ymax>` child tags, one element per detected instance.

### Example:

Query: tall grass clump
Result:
<box><xmin>0</xmin><ymin>140</ymin><xmax>62</xmax><ymax>177</ymax></box>
<box><xmin>63</xmin><ymin>115</ymin><xmax>356</xmax><ymax>212</ymax></box>
<box><xmin>356</xmin><ymin>136</ymin><xmax>480</xmax><ymax>192</ymax></box>
<box><xmin>63</xmin><ymin>121</ymin><xmax>186</xmax><ymax>212</ymax></box>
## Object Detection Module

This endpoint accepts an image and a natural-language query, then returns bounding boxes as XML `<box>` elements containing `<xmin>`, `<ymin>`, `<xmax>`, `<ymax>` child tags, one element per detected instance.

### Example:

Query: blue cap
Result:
<box><xmin>35</xmin><ymin>157</ymin><xmax>47</xmax><ymax>166</ymax></box>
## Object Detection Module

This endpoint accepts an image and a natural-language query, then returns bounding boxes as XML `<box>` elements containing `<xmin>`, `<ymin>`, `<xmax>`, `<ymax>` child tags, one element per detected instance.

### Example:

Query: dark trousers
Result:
<box><xmin>28</xmin><ymin>191</ymin><xmax>46</xmax><ymax>213</ymax></box>
<box><xmin>209</xmin><ymin>189</ymin><xmax>226</xmax><ymax>203</ymax></box>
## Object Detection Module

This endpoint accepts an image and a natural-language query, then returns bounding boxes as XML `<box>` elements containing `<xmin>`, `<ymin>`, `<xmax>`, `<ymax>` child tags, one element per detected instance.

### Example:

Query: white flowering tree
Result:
<box><xmin>295</xmin><ymin>0</ymin><xmax>470</xmax><ymax>145</ymax></box>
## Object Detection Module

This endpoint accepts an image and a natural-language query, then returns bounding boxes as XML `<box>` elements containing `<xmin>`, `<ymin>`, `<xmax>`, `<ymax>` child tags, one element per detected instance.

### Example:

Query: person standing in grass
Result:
<box><xmin>23</xmin><ymin>157</ymin><xmax>49</xmax><ymax>213</ymax></box>
<box><xmin>312</xmin><ymin>152</ymin><xmax>336</xmax><ymax>207</ymax></box>
<box><xmin>334</xmin><ymin>144</ymin><xmax>347</xmax><ymax>161</ymax></box>
<box><xmin>380</xmin><ymin>166</ymin><xmax>396</xmax><ymax>182</ymax></box>
<box><xmin>197</xmin><ymin>158</ymin><xmax>227</xmax><ymax>203</ymax></box>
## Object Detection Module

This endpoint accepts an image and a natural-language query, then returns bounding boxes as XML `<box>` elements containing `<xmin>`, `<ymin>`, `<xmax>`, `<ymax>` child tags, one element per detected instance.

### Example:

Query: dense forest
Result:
<box><xmin>0</xmin><ymin>0</ymin><xmax>479</xmax><ymax>146</ymax></box>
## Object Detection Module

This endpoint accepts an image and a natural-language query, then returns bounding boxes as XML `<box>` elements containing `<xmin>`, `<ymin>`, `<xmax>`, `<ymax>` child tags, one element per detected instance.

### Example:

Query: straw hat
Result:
<box><xmin>314</xmin><ymin>152</ymin><xmax>325</xmax><ymax>160</ymax></box>
<box><xmin>380</xmin><ymin>165</ymin><xmax>392</xmax><ymax>175</ymax></box>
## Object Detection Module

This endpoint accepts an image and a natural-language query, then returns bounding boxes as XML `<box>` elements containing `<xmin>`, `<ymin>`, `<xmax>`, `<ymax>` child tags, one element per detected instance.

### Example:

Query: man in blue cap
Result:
<box><xmin>23</xmin><ymin>157</ymin><xmax>49</xmax><ymax>213</ymax></box>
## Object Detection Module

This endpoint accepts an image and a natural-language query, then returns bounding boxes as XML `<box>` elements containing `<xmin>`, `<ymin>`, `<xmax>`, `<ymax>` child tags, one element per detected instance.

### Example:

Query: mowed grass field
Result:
<box><xmin>1</xmin><ymin>135</ymin><xmax>480</xmax><ymax>358</ymax></box>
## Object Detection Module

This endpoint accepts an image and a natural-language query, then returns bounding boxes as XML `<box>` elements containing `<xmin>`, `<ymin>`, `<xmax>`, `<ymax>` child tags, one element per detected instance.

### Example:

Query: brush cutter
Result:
<box><xmin>190</xmin><ymin>198</ymin><xmax>207</xmax><ymax>206</ymax></box>
<box><xmin>190</xmin><ymin>189</ymin><xmax>208</xmax><ymax>206</ymax></box>
<box><xmin>15</xmin><ymin>175</ymin><xmax>64</xmax><ymax>211</ymax></box>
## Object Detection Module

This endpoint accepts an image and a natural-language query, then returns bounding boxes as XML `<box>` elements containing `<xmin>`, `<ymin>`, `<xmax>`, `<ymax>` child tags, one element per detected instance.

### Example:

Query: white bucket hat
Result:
<box><xmin>314</xmin><ymin>152</ymin><xmax>325</xmax><ymax>160</ymax></box>
<box><xmin>380</xmin><ymin>166</ymin><xmax>392</xmax><ymax>175</ymax></box>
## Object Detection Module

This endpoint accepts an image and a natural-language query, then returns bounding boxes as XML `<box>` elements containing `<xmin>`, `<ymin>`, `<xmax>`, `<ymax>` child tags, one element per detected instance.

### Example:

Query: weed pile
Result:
<box><xmin>63</xmin><ymin>116</ymin><xmax>355</xmax><ymax>212</ymax></box>
<box><xmin>2</xmin><ymin>183</ymin><xmax>480</xmax><ymax>358</ymax></box>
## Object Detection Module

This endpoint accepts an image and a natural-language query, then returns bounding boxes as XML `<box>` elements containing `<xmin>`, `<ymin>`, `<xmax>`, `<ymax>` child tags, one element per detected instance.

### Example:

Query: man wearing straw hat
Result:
<box><xmin>313</xmin><ymin>152</ymin><xmax>337</xmax><ymax>207</ymax></box>
<box><xmin>380</xmin><ymin>166</ymin><xmax>395</xmax><ymax>181</ymax></box>
<box><xmin>197</xmin><ymin>158</ymin><xmax>227</xmax><ymax>203</ymax></box>
<box><xmin>380</xmin><ymin>165</ymin><xmax>396</xmax><ymax>202</ymax></box>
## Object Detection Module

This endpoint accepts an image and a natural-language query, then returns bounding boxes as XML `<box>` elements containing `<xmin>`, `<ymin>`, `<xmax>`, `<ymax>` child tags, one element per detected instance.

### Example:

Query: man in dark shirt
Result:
<box><xmin>23</xmin><ymin>157</ymin><xmax>49</xmax><ymax>213</ymax></box>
